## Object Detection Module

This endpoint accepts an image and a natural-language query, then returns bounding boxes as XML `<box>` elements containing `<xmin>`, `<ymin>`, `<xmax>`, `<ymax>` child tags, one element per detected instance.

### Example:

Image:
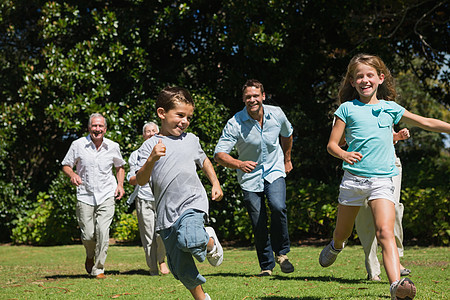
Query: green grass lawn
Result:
<box><xmin>0</xmin><ymin>243</ymin><xmax>448</xmax><ymax>299</ymax></box>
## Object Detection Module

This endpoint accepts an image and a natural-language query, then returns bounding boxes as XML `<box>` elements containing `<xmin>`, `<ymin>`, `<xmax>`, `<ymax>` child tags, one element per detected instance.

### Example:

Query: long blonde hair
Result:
<box><xmin>338</xmin><ymin>54</ymin><xmax>397</xmax><ymax>103</ymax></box>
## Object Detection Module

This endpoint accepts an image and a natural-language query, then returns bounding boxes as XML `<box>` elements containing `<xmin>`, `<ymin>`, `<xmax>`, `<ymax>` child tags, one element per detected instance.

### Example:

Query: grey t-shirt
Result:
<box><xmin>137</xmin><ymin>132</ymin><xmax>208</xmax><ymax>231</ymax></box>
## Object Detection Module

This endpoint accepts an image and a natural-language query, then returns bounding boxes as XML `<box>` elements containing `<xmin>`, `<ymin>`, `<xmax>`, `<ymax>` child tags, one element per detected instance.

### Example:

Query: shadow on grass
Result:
<box><xmin>45</xmin><ymin>269</ymin><xmax>150</xmax><ymax>280</ymax></box>
<box><xmin>206</xmin><ymin>272</ymin><xmax>374</xmax><ymax>284</ymax></box>
<box><xmin>259</xmin><ymin>297</ymin><xmax>321</xmax><ymax>300</ymax></box>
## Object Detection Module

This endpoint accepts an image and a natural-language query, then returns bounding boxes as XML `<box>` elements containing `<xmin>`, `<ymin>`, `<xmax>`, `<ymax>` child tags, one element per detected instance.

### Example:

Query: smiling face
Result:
<box><xmin>351</xmin><ymin>63</ymin><xmax>385</xmax><ymax>103</ymax></box>
<box><xmin>243</xmin><ymin>86</ymin><xmax>265</xmax><ymax>119</ymax></box>
<box><xmin>88</xmin><ymin>116</ymin><xmax>106</xmax><ymax>144</ymax></box>
<box><xmin>143</xmin><ymin>124</ymin><xmax>158</xmax><ymax>140</ymax></box>
<box><xmin>157</xmin><ymin>102</ymin><xmax>194</xmax><ymax>136</ymax></box>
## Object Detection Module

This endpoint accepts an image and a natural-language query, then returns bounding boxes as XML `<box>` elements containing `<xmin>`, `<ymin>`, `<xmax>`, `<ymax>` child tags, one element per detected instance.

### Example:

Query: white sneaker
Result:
<box><xmin>204</xmin><ymin>292</ymin><xmax>211</xmax><ymax>300</ymax></box>
<box><xmin>390</xmin><ymin>277</ymin><xmax>416</xmax><ymax>300</ymax></box>
<box><xmin>205</xmin><ymin>227</ymin><xmax>223</xmax><ymax>267</ymax></box>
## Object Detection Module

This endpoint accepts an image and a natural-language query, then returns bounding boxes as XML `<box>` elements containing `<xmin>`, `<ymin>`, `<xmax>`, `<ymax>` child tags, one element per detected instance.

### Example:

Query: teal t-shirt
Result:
<box><xmin>334</xmin><ymin>99</ymin><xmax>405</xmax><ymax>177</ymax></box>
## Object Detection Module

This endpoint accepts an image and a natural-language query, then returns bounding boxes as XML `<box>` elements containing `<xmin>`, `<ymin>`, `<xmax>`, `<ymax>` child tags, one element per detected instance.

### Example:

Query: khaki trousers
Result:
<box><xmin>76</xmin><ymin>197</ymin><xmax>115</xmax><ymax>276</ymax></box>
<box><xmin>135</xmin><ymin>196</ymin><xmax>166</xmax><ymax>273</ymax></box>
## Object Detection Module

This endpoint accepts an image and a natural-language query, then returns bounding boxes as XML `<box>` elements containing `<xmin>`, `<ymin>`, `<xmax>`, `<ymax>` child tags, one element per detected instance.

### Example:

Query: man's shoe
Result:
<box><xmin>257</xmin><ymin>269</ymin><xmax>272</xmax><ymax>277</ymax></box>
<box><xmin>400</xmin><ymin>268</ymin><xmax>411</xmax><ymax>276</ymax></box>
<box><xmin>390</xmin><ymin>277</ymin><xmax>416</xmax><ymax>300</ymax></box>
<box><xmin>85</xmin><ymin>257</ymin><xmax>94</xmax><ymax>274</ymax></box>
<box><xmin>276</xmin><ymin>254</ymin><xmax>294</xmax><ymax>273</ymax></box>
<box><xmin>367</xmin><ymin>274</ymin><xmax>381</xmax><ymax>281</ymax></box>
<box><xmin>95</xmin><ymin>273</ymin><xmax>106</xmax><ymax>279</ymax></box>
<box><xmin>319</xmin><ymin>242</ymin><xmax>342</xmax><ymax>267</ymax></box>
<box><xmin>205</xmin><ymin>227</ymin><xmax>224</xmax><ymax>267</ymax></box>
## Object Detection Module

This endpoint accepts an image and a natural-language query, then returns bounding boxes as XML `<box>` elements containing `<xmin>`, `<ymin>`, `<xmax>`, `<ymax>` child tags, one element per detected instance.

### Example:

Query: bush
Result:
<box><xmin>402</xmin><ymin>186</ymin><xmax>449</xmax><ymax>245</ymax></box>
<box><xmin>287</xmin><ymin>179</ymin><xmax>340</xmax><ymax>240</ymax></box>
<box><xmin>112</xmin><ymin>212</ymin><xmax>140</xmax><ymax>243</ymax></box>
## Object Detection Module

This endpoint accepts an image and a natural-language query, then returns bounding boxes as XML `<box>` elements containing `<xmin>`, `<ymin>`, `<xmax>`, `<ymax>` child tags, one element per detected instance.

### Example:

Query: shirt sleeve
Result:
<box><xmin>214</xmin><ymin>119</ymin><xmax>239</xmax><ymax>155</ymax></box>
<box><xmin>61</xmin><ymin>142</ymin><xmax>76</xmax><ymax>167</ymax></box>
<box><xmin>277</xmin><ymin>107</ymin><xmax>293</xmax><ymax>137</ymax></box>
<box><xmin>112</xmin><ymin>143</ymin><xmax>126</xmax><ymax>168</ymax></box>
<box><xmin>126</xmin><ymin>151</ymin><xmax>138</xmax><ymax>181</ymax></box>
<box><xmin>334</xmin><ymin>103</ymin><xmax>348</xmax><ymax>124</ymax></box>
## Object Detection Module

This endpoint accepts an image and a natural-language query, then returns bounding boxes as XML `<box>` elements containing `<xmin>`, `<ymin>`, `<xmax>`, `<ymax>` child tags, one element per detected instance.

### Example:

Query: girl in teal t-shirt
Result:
<box><xmin>319</xmin><ymin>53</ymin><xmax>450</xmax><ymax>300</ymax></box>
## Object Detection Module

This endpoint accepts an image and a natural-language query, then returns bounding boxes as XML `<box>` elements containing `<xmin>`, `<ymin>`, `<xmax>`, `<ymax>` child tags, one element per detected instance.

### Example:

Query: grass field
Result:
<box><xmin>0</xmin><ymin>242</ymin><xmax>448</xmax><ymax>299</ymax></box>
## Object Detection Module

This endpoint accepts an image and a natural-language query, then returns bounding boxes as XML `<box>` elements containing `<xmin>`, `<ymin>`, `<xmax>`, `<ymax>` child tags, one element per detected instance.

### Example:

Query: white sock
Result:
<box><xmin>390</xmin><ymin>280</ymin><xmax>400</xmax><ymax>292</ymax></box>
<box><xmin>331</xmin><ymin>240</ymin><xmax>342</xmax><ymax>251</ymax></box>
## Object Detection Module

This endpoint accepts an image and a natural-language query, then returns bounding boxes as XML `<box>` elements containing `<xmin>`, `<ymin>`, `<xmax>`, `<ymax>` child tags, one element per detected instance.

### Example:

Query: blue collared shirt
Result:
<box><xmin>214</xmin><ymin>104</ymin><xmax>293</xmax><ymax>192</ymax></box>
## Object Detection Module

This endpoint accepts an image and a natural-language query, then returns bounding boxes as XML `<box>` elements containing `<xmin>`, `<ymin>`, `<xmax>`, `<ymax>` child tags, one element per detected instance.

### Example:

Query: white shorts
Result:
<box><xmin>338</xmin><ymin>171</ymin><xmax>395</xmax><ymax>206</ymax></box>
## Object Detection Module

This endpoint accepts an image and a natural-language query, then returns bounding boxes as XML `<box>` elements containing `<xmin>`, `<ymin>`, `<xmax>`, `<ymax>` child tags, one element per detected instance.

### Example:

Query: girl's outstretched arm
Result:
<box><xmin>327</xmin><ymin>117</ymin><xmax>363</xmax><ymax>165</ymax></box>
<box><xmin>401</xmin><ymin>110</ymin><xmax>450</xmax><ymax>133</ymax></box>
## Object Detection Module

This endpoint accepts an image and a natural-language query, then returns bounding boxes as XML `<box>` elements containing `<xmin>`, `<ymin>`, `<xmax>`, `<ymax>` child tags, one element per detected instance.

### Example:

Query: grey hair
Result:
<box><xmin>88</xmin><ymin>113</ymin><xmax>107</xmax><ymax>128</ymax></box>
<box><xmin>142</xmin><ymin>122</ymin><xmax>159</xmax><ymax>134</ymax></box>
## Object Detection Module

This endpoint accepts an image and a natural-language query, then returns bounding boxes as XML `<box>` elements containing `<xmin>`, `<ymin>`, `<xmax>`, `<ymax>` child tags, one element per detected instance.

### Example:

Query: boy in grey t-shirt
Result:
<box><xmin>137</xmin><ymin>87</ymin><xmax>224</xmax><ymax>300</ymax></box>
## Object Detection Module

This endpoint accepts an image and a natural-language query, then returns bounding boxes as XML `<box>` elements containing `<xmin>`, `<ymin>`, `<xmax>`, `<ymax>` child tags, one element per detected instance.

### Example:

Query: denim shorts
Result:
<box><xmin>338</xmin><ymin>171</ymin><xmax>395</xmax><ymax>206</ymax></box>
<box><xmin>159</xmin><ymin>209</ymin><xmax>209</xmax><ymax>290</ymax></box>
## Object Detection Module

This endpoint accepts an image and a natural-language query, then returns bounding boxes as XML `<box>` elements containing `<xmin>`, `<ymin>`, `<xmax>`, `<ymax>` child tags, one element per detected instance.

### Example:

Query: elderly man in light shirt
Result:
<box><xmin>62</xmin><ymin>113</ymin><xmax>125</xmax><ymax>279</ymax></box>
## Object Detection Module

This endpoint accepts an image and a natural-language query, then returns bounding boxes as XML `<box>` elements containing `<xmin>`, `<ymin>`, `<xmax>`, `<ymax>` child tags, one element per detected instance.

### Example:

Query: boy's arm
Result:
<box><xmin>136</xmin><ymin>139</ymin><xmax>166</xmax><ymax>186</ymax></box>
<box><xmin>401</xmin><ymin>110</ymin><xmax>450</xmax><ymax>133</ymax></box>
<box><xmin>201</xmin><ymin>157</ymin><xmax>223</xmax><ymax>202</ymax></box>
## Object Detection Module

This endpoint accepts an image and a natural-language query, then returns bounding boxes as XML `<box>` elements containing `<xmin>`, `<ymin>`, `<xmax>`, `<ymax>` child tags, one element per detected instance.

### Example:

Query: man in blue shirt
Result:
<box><xmin>214</xmin><ymin>79</ymin><xmax>294</xmax><ymax>276</ymax></box>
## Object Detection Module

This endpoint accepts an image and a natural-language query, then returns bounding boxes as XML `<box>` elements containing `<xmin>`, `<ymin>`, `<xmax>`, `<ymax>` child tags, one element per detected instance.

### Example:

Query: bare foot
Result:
<box><xmin>159</xmin><ymin>262</ymin><xmax>170</xmax><ymax>275</ymax></box>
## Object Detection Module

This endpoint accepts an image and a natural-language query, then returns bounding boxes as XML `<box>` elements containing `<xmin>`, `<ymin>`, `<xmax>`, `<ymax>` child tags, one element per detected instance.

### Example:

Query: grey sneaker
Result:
<box><xmin>276</xmin><ymin>254</ymin><xmax>294</xmax><ymax>273</ymax></box>
<box><xmin>205</xmin><ymin>227</ymin><xmax>223</xmax><ymax>267</ymax></box>
<box><xmin>319</xmin><ymin>242</ymin><xmax>341</xmax><ymax>267</ymax></box>
<box><xmin>257</xmin><ymin>269</ymin><xmax>273</xmax><ymax>277</ymax></box>
<box><xmin>390</xmin><ymin>277</ymin><xmax>416</xmax><ymax>300</ymax></box>
<box><xmin>400</xmin><ymin>268</ymin><xmax>411</xmax><ymax>276</ymax></box>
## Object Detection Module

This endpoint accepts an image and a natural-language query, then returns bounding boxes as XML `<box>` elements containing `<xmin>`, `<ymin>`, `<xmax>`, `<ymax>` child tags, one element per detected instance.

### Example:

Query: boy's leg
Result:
<box><xmin>369</xmin><ymin>198</ymin><xmax>399</xmax><ymax>283</ymax></box>
<box><xmin>189</xmin><ymin>285</ymin><xmax>206</xmax><ymax>300</ymax></box>
<box><xmin>159</xmin><ymin>210</ymin><xmax>208</xmax><ymax>292</ymax></box>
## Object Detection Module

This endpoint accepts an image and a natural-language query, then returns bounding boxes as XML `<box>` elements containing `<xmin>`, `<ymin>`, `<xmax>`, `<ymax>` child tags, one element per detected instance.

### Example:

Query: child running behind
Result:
<box><xmin>319</xmin><ymin>53</ymin><xmax>450</xmax><ymax>300</ymax></box>
<box><xmin>136</xmin><ymin>87</ymin><xmax>224</xmax><ymax>300</ymax></box>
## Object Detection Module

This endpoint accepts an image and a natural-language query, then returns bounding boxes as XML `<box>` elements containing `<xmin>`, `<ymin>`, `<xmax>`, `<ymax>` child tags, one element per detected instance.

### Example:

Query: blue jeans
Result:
<box><xmin>159</xmin><ymin>209</ymin><xmax>209</xmax><ymax>290</ymax></box>
<box><xmin>242</xmin><ymin>177</ymin><xmax>290</xmax><ymax>271</ymax></box>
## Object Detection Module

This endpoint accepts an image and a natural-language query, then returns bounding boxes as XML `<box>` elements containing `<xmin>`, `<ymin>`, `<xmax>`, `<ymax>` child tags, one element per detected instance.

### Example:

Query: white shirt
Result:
<box><xmin>126</xmin><ymin>149</ymin><xmax>154</xmax><ymax>205</ymax></box>
<box><xmin>62</xmin><ymin>135</ymin><xmax>126</xmax><ymax>206</ymax></box>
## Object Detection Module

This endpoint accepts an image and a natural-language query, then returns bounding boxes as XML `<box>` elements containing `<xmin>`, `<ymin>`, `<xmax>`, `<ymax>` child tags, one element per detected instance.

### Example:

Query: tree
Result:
<box><xmin>1</xmin><ymin>0</ymin><xmax>448</xmax><ymax>243</ymax></box>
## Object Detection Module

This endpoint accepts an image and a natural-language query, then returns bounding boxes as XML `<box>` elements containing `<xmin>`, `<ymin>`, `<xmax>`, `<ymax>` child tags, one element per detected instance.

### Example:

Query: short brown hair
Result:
<box><xmin>156</xmin><ymin>87</ymin><xmax>194</xmax><ymax>111</ymax></box>
<box><xmin>242</xmin><ymin>79</ymin><xmax>265</xmax><ymax>97</ymax></box>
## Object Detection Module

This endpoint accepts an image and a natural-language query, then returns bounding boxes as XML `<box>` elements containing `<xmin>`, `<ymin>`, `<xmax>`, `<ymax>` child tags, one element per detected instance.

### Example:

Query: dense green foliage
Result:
<box><xmin>1</xmin><ymin>1</ymin><xmax>449</xmax><ymax>245</ymax></box>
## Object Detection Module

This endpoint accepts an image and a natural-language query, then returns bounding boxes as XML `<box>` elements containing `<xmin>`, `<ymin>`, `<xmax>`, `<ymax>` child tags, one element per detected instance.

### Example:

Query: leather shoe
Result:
<box><xmin>96</xmin><ymin>273</ymin><xmax>106</xmax><ymax>279</ymax></box>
